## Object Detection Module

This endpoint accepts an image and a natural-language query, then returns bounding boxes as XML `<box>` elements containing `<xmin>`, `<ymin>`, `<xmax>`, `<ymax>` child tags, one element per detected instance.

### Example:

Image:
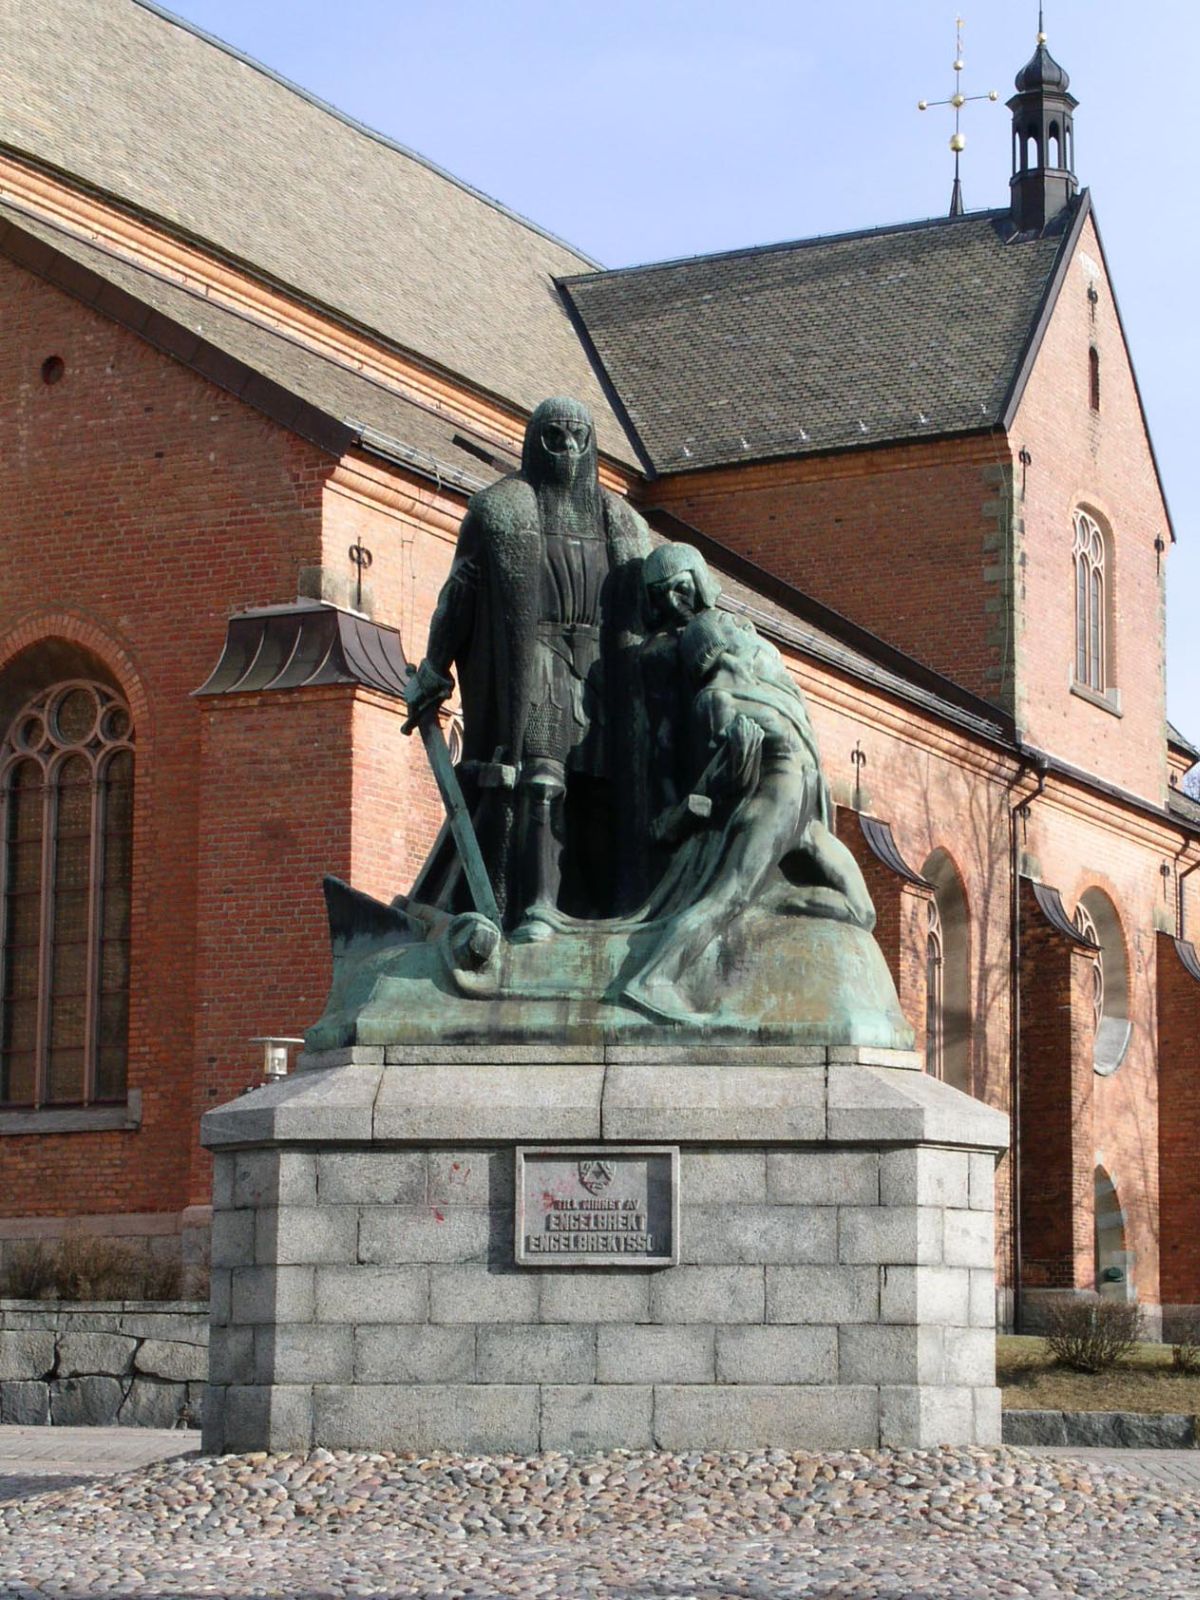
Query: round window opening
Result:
<box><xmin>41</xmin><ymin>355</ymin><xmax>65</xmax><ymax>386</ymax></box>
<box><xmin>1074</xmin><ymin>891</ymin><xmax>1131</xmax><ymax>1076</ymax></box>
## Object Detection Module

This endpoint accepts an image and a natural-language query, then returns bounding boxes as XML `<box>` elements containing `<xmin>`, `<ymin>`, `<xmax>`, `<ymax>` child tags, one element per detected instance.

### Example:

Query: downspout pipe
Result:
<box><xmin>1009</xmin><ymin>752</ymin><xmax>1049</xmax><ymax>1335</ymax></box>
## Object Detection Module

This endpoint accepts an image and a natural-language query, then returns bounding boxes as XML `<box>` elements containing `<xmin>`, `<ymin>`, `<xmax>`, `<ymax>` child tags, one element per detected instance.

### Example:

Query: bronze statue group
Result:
<box><xmin>402</xmin><ymin>399</ymin><xmax>875</xmax><ymax>1025</ymax></box>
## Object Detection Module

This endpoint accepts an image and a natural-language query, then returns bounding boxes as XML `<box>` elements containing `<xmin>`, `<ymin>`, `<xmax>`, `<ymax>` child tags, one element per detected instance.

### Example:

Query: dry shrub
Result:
<box><xmin>0</xmin><ymin>1236</ymin><xmax>198</xmax><ymax>1302</ymax></box>
<box><xmin>0</xmin><ymin>1242</ymin><xmax>58</xmax><ymax>1299</ymax></box>
<box><xmin>56</xmin><ymin>1235</ymin><xmax>138</xmax><ymax>1299</ymax></box>
<box><xmin>139</xmin><ymin>1254</ymin><xmax>186</xmax><ymax>1302</ymax></box>
<box><xmin>1171</xmin><ymin>1311</ymin><xmax>1200</xmax><ymax>1376</ymax></box>
<box><xmin>1045</xmin><ymin>1298</ymin><xmax>1143</xmax><ymax>1372</ymax></box>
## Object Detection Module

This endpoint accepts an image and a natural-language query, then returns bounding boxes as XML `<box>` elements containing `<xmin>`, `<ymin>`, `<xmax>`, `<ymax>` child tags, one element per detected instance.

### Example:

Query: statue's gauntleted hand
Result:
<box><xmin>402</xmin><ymin>659</ymin><xmax>454</xmax><ymax>730</ymax></box>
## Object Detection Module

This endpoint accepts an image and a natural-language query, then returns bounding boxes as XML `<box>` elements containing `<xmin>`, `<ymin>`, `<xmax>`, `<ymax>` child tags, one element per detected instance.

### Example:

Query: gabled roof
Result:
<box><xmin>1168</xmin><ymin>722</ymin><xmax>1198</xmax><ymax>760</ymax></box>
<box><xmin>560</xmin><ymin>205</ymin><xmax>1080</xmax><ymax>474</ymax></box>
<box><xmin>1</xmin><ymin>0</ymin><xmax>637</xmax><ymax>465</ymax></box>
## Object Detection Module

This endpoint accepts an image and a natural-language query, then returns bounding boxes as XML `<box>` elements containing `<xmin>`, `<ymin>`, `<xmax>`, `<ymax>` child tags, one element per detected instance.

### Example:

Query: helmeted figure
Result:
<box><xmin>404</xmin><ymin>397</ymin><xmax>650</xmax><ymax>937</ymax></box>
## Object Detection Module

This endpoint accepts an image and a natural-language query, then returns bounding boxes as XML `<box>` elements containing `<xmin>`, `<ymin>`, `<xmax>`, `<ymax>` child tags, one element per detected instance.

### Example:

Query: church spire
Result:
<box><xmin>1008</xmin><ymin>11</ymin><xmax>1079</xmax><ymax>232</ymax></box>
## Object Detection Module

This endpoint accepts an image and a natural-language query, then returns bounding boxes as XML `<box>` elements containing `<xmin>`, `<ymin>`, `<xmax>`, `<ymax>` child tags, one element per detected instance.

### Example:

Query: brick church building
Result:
<box><xmin>2</xmin><ymin>0</ymin><xmax>1198</xmax><ymax>1333</ymax></box>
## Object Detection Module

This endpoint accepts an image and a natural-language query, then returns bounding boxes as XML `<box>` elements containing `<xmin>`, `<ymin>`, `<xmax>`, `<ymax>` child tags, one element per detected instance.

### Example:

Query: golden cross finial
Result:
<box><xmin>917</xmin><ymin>17</ymin><xmax>999</xmax><ymax>216</ymax></box>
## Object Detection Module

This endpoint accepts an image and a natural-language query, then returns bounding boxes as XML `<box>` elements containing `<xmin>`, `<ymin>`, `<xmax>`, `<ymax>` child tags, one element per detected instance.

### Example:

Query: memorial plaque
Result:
<box><xmin>516</xmin><ymin>1146</ymin><xmax>679</xmax><ymax>1267</ymax></box>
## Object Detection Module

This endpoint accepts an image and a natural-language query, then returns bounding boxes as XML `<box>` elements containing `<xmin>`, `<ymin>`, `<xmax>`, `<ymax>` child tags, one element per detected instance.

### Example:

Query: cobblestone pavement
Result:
<box><xmin>0</xmin><ymin>1439</ymin><xmax>1198</xmax><ymax>1598</ymax></box>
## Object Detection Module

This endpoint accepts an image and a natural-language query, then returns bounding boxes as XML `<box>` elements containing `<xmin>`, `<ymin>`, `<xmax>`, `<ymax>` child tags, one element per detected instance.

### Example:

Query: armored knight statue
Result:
<box><xmin>402</xmin><ymin>397</ymin><xmax>650</xmax><ymax>940</ymax></box>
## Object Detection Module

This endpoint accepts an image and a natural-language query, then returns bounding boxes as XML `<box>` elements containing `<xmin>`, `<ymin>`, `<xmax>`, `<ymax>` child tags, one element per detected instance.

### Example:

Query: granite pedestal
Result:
<box><xmin>200</xmin><ymin>1047</ymin><xmax>1008</xmax><ymax>1455</ymax></box>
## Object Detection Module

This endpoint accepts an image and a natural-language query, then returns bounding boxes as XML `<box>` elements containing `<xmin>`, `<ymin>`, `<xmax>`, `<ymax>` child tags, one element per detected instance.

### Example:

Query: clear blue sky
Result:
<box><xmin>158</xmin><ymin>0</ymin><xmax>1199</xmax><ymax>734</ymax></box>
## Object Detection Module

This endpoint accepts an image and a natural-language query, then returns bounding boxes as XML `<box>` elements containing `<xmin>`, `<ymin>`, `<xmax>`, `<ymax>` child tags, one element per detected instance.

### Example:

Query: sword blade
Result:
<box><xmin>417</xmin><ymin>715</ymin><xmax>502</xmax><ymax>926</ymax></box>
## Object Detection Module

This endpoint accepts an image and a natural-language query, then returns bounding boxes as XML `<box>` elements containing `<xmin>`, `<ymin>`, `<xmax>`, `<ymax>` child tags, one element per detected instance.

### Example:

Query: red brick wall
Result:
<box><xmin>1157</xmin><ymin>933</ymin><xmax>1200</xmax><ymax>1304</ymax></box>
<box><xmin>0</xmin><ymin>257</ymin><xmax>332</xmax><ymax>1220</ymax></box>
<box><xmin>188</xmin><ymin>688</ymin><xmax>357</xmax><ymax>1203</ymax></box>
<box><xmin>1011</xmin><ymin>216</ymin><xmax>1171</xmax><ymax>803</ymax></box>
<box><xmin>647</xmin><ymin>436</ymin><xmax>1015</xmax><ymax>707</ymax></box>
<box><xmin>0</xmin><ymin>212</ymin><xmax>1187</xmax><ymax>1335</ymax></box>
<box><xmin>794</xmin><ymin>675</ymin><xmax>1016</xmax><ymax>1286</ymax></box>
<box><xmin>350</xmin><ymin>691</ymin><xmax>443</xmax><ymax>905</ymax></box>
<box><xmin>838</xmin><ymin>809</ymin><xmax>932</xmax><ymax>1062</ymax></box>
<box><xmin>1024</xmin><ymin>801</ymin><xmax>1165</xmax><ymax>1305</ymax></box>
<box><xmin>1018</xmin><ymin>879</ymin><xmax>1096</xmax><ymax>1291</ymax></box>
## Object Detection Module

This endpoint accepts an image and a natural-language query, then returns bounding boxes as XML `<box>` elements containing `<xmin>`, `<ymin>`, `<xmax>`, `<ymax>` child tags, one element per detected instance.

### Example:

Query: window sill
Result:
<box><xmin>1071</xmin><ymin>680</ymin><xmax>1122</xmax><ymax>718</ymax></box>
<box><xmin>0</xmin><ymin>1090</ymin><xmax>141</xmax><ymax>1136</ymax></box>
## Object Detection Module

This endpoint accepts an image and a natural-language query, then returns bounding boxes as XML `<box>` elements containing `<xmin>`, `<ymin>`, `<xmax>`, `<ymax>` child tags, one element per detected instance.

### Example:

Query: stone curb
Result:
<box><xmin>1003</xmin><ymin>1409</ymin><xmax>1197</xmax><ymax>1449</ymax></box>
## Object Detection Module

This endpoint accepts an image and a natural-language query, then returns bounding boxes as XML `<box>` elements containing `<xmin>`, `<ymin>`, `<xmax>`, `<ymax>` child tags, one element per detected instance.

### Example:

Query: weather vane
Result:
<box><xmin>918</xmin><ymin>17</ymin><xmax>999</xmax><ymax>217</ymax></box>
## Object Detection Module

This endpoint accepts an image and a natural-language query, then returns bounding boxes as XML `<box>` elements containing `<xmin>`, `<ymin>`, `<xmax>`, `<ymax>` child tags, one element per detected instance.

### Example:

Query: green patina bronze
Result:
<box><xmin>307</xmin><ymin>398</ymin><xmax>912</xmax><ymax>1051</ymax></box>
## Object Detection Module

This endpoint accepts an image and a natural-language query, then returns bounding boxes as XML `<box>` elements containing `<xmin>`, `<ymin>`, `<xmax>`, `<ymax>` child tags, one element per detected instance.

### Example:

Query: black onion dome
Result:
<box><xmin>1015</xmin><ymin>42</ymin><xmax>1070</xmax><ymax>93</ymax></box>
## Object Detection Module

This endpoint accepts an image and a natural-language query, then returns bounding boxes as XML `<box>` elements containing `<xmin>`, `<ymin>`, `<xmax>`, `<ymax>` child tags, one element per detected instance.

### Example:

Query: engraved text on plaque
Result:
<box><xmin>515</xmin><ymin>1146</ymin><xmax>679</xmax><ymax>1267</ymax></box>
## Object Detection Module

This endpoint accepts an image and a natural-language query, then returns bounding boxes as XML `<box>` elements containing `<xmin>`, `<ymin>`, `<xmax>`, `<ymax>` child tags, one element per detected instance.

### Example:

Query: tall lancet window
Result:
<box><xmin>0</xmin><ymin>682</ymin><xmax>134</xmax><ymax>1107</ymax></box>
<box><xmin>1073</xmin><ymin>509</ymin><xmax>1108</xmax><ymax>693</ymax></box>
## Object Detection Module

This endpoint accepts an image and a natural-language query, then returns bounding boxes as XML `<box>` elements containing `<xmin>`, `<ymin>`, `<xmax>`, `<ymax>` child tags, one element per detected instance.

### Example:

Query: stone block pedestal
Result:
<box><xmin>200</xmin><ymin>1048</ymin><xmax>1008</xmax><ymax>1455</ymax></box>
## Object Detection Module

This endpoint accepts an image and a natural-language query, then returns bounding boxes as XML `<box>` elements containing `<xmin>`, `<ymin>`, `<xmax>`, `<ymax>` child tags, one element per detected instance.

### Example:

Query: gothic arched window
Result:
<box><xmin>1073</xmin><ymin>901</ymin><xmax>1104</xmax><ymax>1031</ymax></box>
<box><xmin>1073</xmin><ymin>889</ymin><xmax>1131</xmax><ymax>1076</ymax></box>
<box><xmin>1073</xmin><ymin>510</ymin><xmax>1108</xmax><ymax>693</ymax></box>
<box><xmin>925</xmin><ymin>897</ymin><xmax>944</xmax><ymax>1081</ymax></box>
<box><xmin>0</xmin><ymin>681</ymin><xmax>134</xmax><ymax>1107</ymax></box>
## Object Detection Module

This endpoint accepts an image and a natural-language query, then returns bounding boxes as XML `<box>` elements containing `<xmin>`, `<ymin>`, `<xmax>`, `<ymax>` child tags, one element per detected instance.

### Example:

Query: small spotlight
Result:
<box><xmin>249</xmin><ymin>1036</ymin><xmax>305</xmax><ymax>1081</ymax></box>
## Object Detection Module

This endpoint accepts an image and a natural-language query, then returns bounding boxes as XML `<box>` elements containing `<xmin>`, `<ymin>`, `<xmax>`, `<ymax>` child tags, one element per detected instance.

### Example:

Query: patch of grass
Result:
<box><xmin>998</xmin><ymin>1334</ymin><xmax>1200</xmax><ymax>1415</ymax></box>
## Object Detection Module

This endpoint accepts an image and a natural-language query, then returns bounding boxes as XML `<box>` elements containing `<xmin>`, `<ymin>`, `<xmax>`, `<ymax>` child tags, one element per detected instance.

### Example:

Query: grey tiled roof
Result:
<box><xmin>0</xmin><ymin>201</ymin><xmax>510</xmax><ymax>494</ymax></box>
<box><xmin>1169</xmin><ymin>788</ymin><xmax>1200</xmax><ymax>827</ymax></box>
<box><xmin>1168</xmin><ymin>721</ymin><xmax>1198</xmax><ymax>759</ymax></box>
<box><xmin>1</xmin><ymin>0</ymin><xmax>637</xmax><ymax>465</ymax></box>
<box><xmin>561</xmin><ymin>208</ymin><xmax>1077</xmax><ymax>473</ymax></box>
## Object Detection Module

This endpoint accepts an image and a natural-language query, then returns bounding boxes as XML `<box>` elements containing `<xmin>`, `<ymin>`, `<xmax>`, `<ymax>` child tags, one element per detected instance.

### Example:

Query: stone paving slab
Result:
<box><xmin>0</xmin><ymin>1424</ymin><xmax>199</xmax><ymax>1505</ymax></box>
<box><xmin>1026</xmin><ymin>1443</ymin><xmax>1200</xmax><ymax>1492</ymax></box>
<box><xmin>0</xmin><ymin>1423</ymin><xmax>199</xmax><ymax>1467</ymax></box>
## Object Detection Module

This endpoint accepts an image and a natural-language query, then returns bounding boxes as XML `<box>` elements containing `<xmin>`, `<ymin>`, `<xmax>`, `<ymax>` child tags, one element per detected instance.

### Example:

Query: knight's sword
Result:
<box><xmin>400</xmin><ymin>667</ymin><xmax>501</xmax><ymax>927</ymax></box>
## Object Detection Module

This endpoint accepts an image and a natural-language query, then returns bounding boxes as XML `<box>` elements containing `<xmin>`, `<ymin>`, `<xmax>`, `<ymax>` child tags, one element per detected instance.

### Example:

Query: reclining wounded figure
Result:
<box><xmin>623</xmin><ymin>606</ymin><xmax>875</xmax><ymax>1026</ymax></box>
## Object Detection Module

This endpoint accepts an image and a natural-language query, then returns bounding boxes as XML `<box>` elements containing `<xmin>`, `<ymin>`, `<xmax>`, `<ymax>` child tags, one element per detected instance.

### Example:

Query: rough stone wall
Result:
<box><xmin>0</xmin><ymin>255</ymin><xmax>330</xmax><ymax>1226</ymax></box>
<box><xmin>0</xmin><ymin>1300</ymin><xmax>207</xmax><ymax>1426</ymax></box>
<box><xmin>204</xmin><ymin>1143</ymin><xmax>999</xmax><ymax>1454</ymax></box>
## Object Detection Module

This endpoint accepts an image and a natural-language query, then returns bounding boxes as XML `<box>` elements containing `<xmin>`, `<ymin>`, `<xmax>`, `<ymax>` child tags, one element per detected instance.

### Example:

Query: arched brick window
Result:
<box><xmin>0</xmin><ymin>681</ymin><xmax>134</xmax><ymax>1107</ymax></box>
<box><xmin>1072</xmin><ymin>509</ymin><xmax>1108</xmax><ymax>693</ymax></box>
<box><xmin>921</xmin><ymin>849</ymin><xmax>971</xmax><ymax>1094</ymax></box>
